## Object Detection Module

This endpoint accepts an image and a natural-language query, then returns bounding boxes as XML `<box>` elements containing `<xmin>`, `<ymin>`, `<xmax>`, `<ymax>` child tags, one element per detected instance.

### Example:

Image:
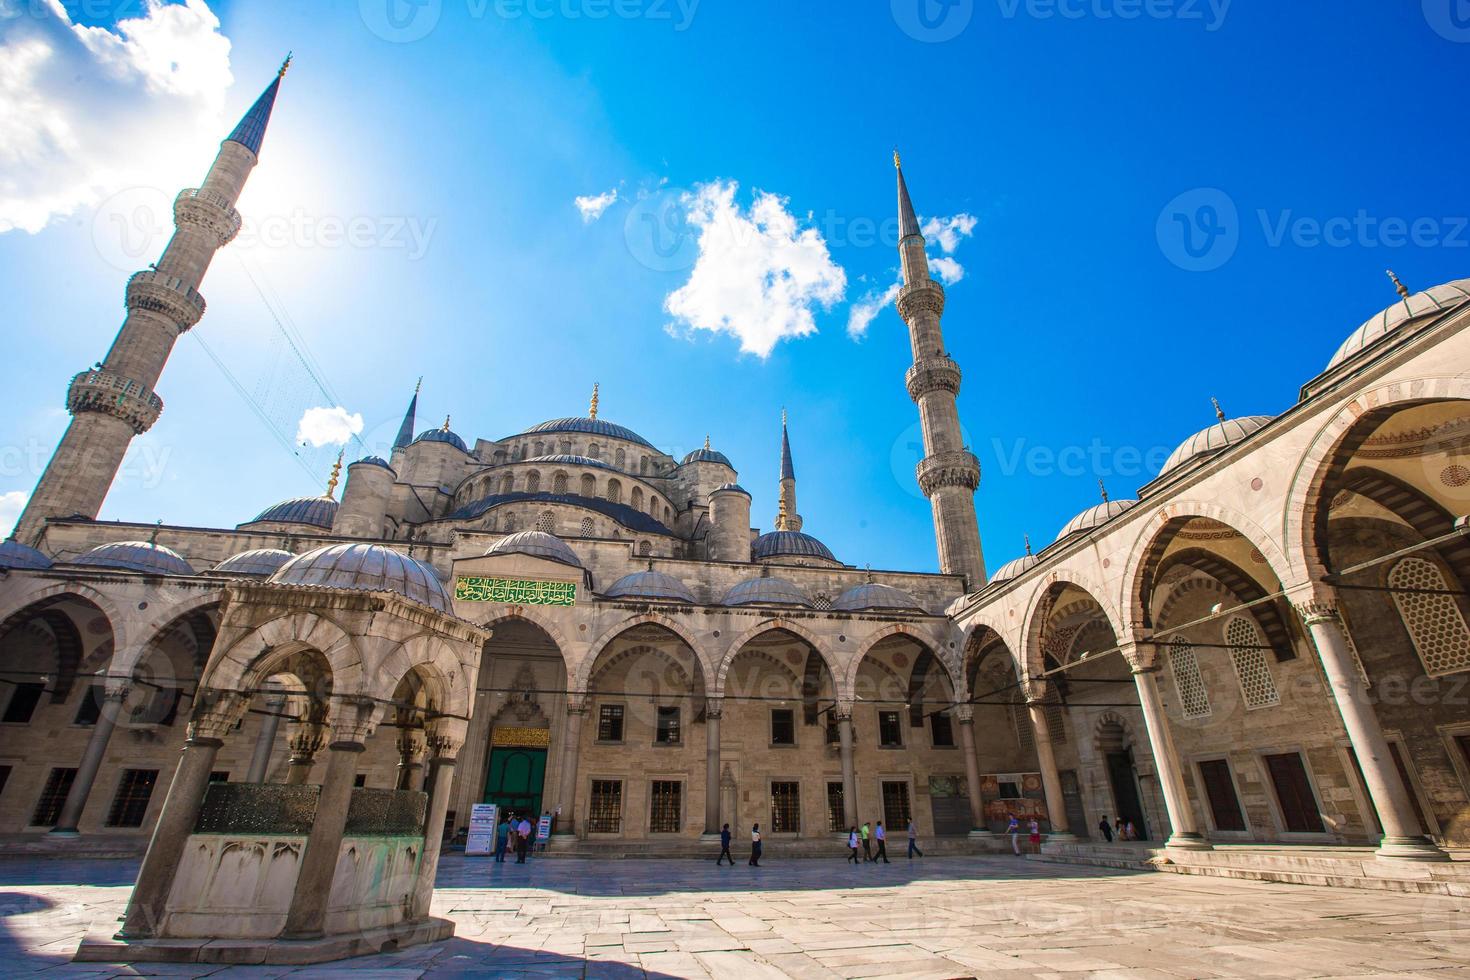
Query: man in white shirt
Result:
<box><xmin>873</xmin><ymin>821</ymin><xmax>890</xmax><ymax>864</ymax></box>
<box><xmin>516</xmin><ymin>817</ymin><xmax>533</xmax><ymax>863</ymax></box>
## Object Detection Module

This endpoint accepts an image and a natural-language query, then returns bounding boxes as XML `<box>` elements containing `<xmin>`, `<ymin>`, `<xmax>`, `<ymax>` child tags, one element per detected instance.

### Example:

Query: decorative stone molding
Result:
<box><xmin>396</xmin><ymin>730</ymin><xmax>427</xmax><ymax>763</ymax></box>
<box><xmin>905</xmin><ymin>355</ymin><xmax>963</xmax><ymax>402</ymax></box>
<box><xmin>916</xmin><ymin>450</ymin><xmax>981</xmax><ymax>496</ymax></box>
<box><xmin>188</xmin><ymin>689</ymin><xmax>245</xmax><ymax>739</ymax></box>
<box><xmin>173</xmin><ymin>188</ymin><xmax>242</xmax><ymax>248</ymax></box>
<box><xmin>897</xmin><ymin>279</ymin><xmax>945</xmax><ymax>322</ymax></box>
<box><xmin>330</xmin><ymin>696</ymin><xmax>378</xmax><ymax>745</ymax></box>
<box><xmin>831</xmin><ymin>701</ymin><xmax>854</xmax><ymax>723</ymax></box>
<box><xmin>564</xmin><ymin>695</ymin><xmax>590</xmax><ymax>717</ymax></box>
<box><xmin>288</xmin><ymin>724</ymin><xmax>326</xmax><ymax>760</ymax></box>
<box><xmin>1119</xmin><ymin>639</ymin><xmax>1158</xmax><ymax>674</ymax></box>
<box><xmin>1295</xmin><ymin>599</ymin><xmax>1341</xmax><ymax>626</ymax></box>
<box><xmin>704</xmin><ymin>697</ymin><xmax>724</xmax><ymax>721</ymax></box>
<box><xmin>125</xmin><ymin>270</ymin><xmax>206</xmax><ymax>330</ymax></box>
<box><xmin>425</xmin><ymin>715</ymin><xmax>468</xmax><ymax>756</ymax></box>
<box><xmin>951</xmin><ymin>704</ymin><xmax>975</xmax><ymax>725</ymax></box>
<box><xmin>65</xmin><ymin>369</ymin><xmax>163</xmax><ymax>434</ymax></box>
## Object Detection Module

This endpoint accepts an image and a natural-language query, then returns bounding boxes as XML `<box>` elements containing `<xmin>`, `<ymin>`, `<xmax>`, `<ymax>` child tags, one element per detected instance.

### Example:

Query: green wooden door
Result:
<box><xmin>483</xmin><ymin>747</ymin><xmax>547</xmax><ymax>819</ymax></box>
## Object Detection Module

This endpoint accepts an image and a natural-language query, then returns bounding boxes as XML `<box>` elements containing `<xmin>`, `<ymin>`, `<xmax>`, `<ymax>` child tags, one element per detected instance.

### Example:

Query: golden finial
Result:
<box><xmin>704</xmin><ymin>434</ymin><xmax>711</xmax><ymax>451</ymax></box>
<box><xmin>1098</xmin><ymin>479</ymin><xmax>1109</xmax><ymax>503</ymax></box>
<box><xmin>414</xmin><ymin>376</ymin><xmax>422</xmax><ymax>396</ymax></box>
<box><xmin>325</xmin><ymin>450</ymin><xmax>343</xmax><ymax>498</ymax></box>
<box><xmin>1212</xmin><ymin>397</ymin><xmax>1225</xmax><ymax>422</ymax></box>
<box><xmin>776</xmin><ymin>495</ymin><xmax>789</xmax><ymax>531</ymax></box>
<box><xmin>278</xmin><ymin>52</ymin><xmax>293</xmax><ymax>79</ymax></box>
<box><xmin>1024</xmin><ymin>534</ymin><xmax>1032</xmax><ymax>556</ymax></box>
<box><xmin>589</xmin><ymin>382</ymin><xmax>599</xmax><ymax>420</ymax></box>
<box><xmin>148</xmin><ymin>519</ymin><xmax>162</xmax><ymax>545</ymax></box>
<box><xmin>1387</xmin><ymin>269</ymin><xmax>1410</xmax><ymax>300</ymax></box>
<box><xmin>441</xmin><ymin>414</ymin><xmax>451</xmax><ymax>432</ymax></box>
<box><xmin>893</xmin><ymin>148</ymin><xmax>901</xmax><ymax>170</ymax></box>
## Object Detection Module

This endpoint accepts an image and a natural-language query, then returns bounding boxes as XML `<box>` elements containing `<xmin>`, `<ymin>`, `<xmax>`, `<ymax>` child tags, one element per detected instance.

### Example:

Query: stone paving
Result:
<box><xmin>2</xmin><ymin>853</ymin><xmax>1468</xmax><ymax>978</ymax></box>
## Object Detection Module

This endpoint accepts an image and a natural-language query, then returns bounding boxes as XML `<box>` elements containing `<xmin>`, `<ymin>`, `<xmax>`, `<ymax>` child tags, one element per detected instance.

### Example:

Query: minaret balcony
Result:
<box><xmin>125</xmin><ymin>270</ymin><xmax>206</xmax><ymax>330</ymax></box>
<box><xmin>897</xmin><ymin>279</ymin><xmax>946</xmax><ymax>322</ymax></box>
<box><xmin>66</xmin><ymin>369</ymin><xmax>164</xmax><ymax>434</ymax></box>
<box><xmin>916</xmin><ymin>450</ymin><xmax>981</xmax><ymax>496</ymax></box>
<box><xmin>905</xmin><ymin>355</ymin><xmax>963</xmax><ymax>401</ymax></box>
<box><xmin>174</xmin><ymin>187</ymin><xmax>242</xmax><ymax>247</ymax></box>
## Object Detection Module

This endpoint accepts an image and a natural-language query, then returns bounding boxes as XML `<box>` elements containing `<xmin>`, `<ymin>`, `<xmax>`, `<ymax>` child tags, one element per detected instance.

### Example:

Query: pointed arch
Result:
<box><xmin>843</xmin><ymin>621</ymin><xmax>960</xmax><ymax>701</ymax></box>
<box><xmin>575</xmin><ymin>611</ymin><xmax>710</xmax><ymax>693</ymax></box>
<box><xmin>715</xmin><ymin>618</ymin><xmax>837</xmax><ymax>697</ymax></box>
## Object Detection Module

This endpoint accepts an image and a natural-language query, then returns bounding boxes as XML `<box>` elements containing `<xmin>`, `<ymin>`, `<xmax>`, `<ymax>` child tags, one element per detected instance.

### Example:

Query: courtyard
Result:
<box><xmin>3</xmin><ymin>854</ymin><xmax>1468</xmax><ymax>978</ymax></box>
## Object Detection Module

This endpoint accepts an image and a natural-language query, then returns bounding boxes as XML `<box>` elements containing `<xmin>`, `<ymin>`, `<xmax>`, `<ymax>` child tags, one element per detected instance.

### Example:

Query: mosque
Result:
<box><xmin>1</xmin><ymin>61</ymin><xmax>1468</xmax><ymax>959</ymax></box>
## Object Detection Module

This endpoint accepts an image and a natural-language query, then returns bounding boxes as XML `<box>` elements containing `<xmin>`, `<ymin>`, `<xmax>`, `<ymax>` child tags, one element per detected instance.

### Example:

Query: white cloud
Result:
<box><xmin>296</xmin><ymin>406</ymin><xmax>364</xmax><ymax>448</ymax></box>
<box><xmin>0</xmin><ymin>490</ymin><xmax>25</xmax><ymax>538</ymax></box>
<box><xmin>928</xmin><ymin>255</ymin><xmax>965</xmax><ymax>285</ymax></box>
<box><xmin>0</xmin><ymin>0</ymin><xmax>233</xmax><ymax>234</ymax></box>
<box><xmin>846</xmin><ymin>281</ymin><xmax>901</xmax><ymax>340</ymax></box>
<box><xmin>664</xmin><ymin>181</ymin><xmax>847</xmax><ymax>358</ymax></box>
<box><xmin>574</xmin><ymin>187</ymin><xmax>619</xmax><ymax>223</ymax></box>
<box><xmin>920</xmin><ymin>213</ymin><xmax>977</xmax><ymax>254</ymax></box>
<box><xmin>846</xmin><ymin>212</ymin><xmax>976</xmax><ymax>340</ymax></box>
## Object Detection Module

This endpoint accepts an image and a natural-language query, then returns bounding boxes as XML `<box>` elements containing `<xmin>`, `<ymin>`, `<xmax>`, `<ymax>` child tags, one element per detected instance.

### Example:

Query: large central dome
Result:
<box><xmin>519</xmin><ymin>417</ymin><xmax>655</xmax><ymax>449</ymax></box>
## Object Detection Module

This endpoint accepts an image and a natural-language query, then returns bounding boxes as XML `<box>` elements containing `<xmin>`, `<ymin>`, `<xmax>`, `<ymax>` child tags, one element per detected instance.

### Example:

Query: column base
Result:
<box><xmin>1043</xmin><ymin>832</ymin><xmax>1078</xmax><ymax>844</ymax></box>
<box><xmin>967</xmin><ymin>829</ymin><xmax>995</xmax><ymax>838</ymax></box>
<box><xmin>1375</xmin><ymin>835</ymin><xmax>1450</xmax><ymax>863</ymax></box>
<box><xmin>1164</xmin><ymin>832</ymin><xmax>1213</xmax><ymax>851</ymax></box>
<box><xmin>47</xmin><ymin>828</ymin><xmax>81</xmax><ymax>838</ymax></box>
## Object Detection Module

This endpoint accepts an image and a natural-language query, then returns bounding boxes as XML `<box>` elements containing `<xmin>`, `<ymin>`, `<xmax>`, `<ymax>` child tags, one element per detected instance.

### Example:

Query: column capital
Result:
<box><xmin>188</xmin><ymin>688</ymin><xmax>245</xmax><ymax>739</ymax></box>
<box><xmin>100</xmin><ymin>677</ymin><xmax>133</xmax><ymax>702</ymax></box>
<box><xmin>704</xmin><ymin>697</ymin><xmax>724</xmax><ymax>721</ymax></box>
<box><xmin>425</xmin><ymin>715</ymin><xmax>468</xmax><ymax>756</ymax></box>
<box><xmin>397</xmin><ymin>729</ymin><xmax>428</xmax><ymax>760</ymax></box>
<box><xmin>1295</xmin><ymin>598</ymin><xmax>1341</xmax><ymax>626</ymax></box>
<box><xmin>952</xmin><ymin>704</ymin><xmax>975</xmax><ymax>725</ymax></box>
<box><xmin>565</xmin><ymin>694</ymin><xmax>590</xmax><ymax>717</ymax></box>
<box><xmin>288</xmin><ymin>723</ymin><xmax>326</xmax><ymax>758</ymax></box>
<box><xmin>328</xmin><ymin>696</ymin><xmax>378</xmax><ymax>744</ymax></box>
<box><xmin>1118</xmin><ymin>636</ymin><xmax>1159</xmax><ymax>674</ymax></box>
<box><xmin>831</xmin><ymin>701</ymin><xmax>855</xmax><ymax>723</ymax></box>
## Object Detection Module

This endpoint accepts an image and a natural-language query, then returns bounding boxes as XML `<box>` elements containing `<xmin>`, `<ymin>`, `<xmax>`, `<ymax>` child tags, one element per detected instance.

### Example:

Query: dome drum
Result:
<box><xmin>270</xmin><ymin>543</ymin><xmax>451</xmax><ymax>612</ymax></box>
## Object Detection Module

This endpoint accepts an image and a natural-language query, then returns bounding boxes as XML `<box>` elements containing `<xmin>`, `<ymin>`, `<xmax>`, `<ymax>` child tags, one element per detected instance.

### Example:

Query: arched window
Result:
<box><xmin>638</xmin><ymin>541</ymin><xmax>652</xmax><ymax>556</ymax></box>
<box><xmin>536</xmin><ymin>511</ymin><xmax>555</xmax><ymax>533</ymax></box>
<box><xmin>631</xmin><ymin>487</ymin><xmax>643</xmax><ymax>511</ymax></box>
<box><xmin>580</xmin><ymin>474</ymin><xmax>596</xmax><ymax>497</ymax></box>
<box><xmin>664</xmin><ymin>505</ymin><xmax>673</xmax><ymax>524</ymax></box>
<box><xmin>500</xmin><ymin>474</ymin><xmax>514</xmax><ymax>495</ymax></box>
<box><xmin>1168</xmin><ymin>639</ymin><xmax>1210</xmax><ymax>719</ymax></box>
<box><xmin>533</xmin><ymin>440</ymin><xmax>544</xmax><ymax>456</ymax></box>
<box><xmin>1389</xmin><ymin>557</ymin><xmax>1470</xmax><ymax>677</ymax></box>
<box><xmin>516</xmin><ymin>444</ymin><xmax>527</xmax><ymax>461</ymax></box>
<box><xmin>560</xmin><ymin>439</ymin><xmax>572</xmax><ymax>455</ymax></box>
<box><xmin>588</xmin><ymin>442</ymin><xmax>600</xmax><ymax>459</ymax></box>
<box><xmin>579</xmin><ymin>517</ymin><xmax>594</xmax><ymax>536</ymax></box>
<box><xmin>639</xmin><ymin>457</ymin><xmax>648</xmax><ymax>475</ymax></box>
<box><xmin>1226</xmin><ymin>616</ymin><xmax>1279</xmax><ymax>709</ymax></box>
<box><xmin>606</xmin><ymin>479</ymin><xmax>621</xmax><ymax>504</ymax></box>
<box><xmin>503</xmin><ymin>513</ymin><xmax>518</xmax><ymax>531</ymax></box>
<box><xmin>525</xmin><ymin>470</ymin><xmax>541</xmax><ymax>493</ymax></box>
<box><xmin>552</xmin><ymin>471</ymin><xmax>569</xmax><ymax>495</ymax></box>
<box><xmin>615</xmin><ymin>447</ymin><xmax>626</xmax><ymax>469</ymax></box>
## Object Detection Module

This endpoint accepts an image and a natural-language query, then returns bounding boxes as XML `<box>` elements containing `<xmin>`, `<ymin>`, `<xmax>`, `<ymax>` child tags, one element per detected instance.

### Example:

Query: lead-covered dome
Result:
<box><xmin>351</xmin><ymin>455</ymin><xmax>395</xmax><ymax>472</ymax></box>
<box><xmin>682</xmin><ymin>446</ymin><xmax>732</xmax><ymax>467</ymax></box>
<box><xmin>212</xmin><ymin>548</ymin><xmax>294</xmax><ymax>577</ymax></box>
<box><xmin>833</xmin><ymin>583</ymin><xmax>923</xmax><ymax>612</ymax></box>
<box><xmin>523</xmin><ymin>454</ymin><xmax>613</xmax><ymax>470</ymax></box>
<box><xmin>1057</xmin><ymin>498</ymin><xmax>1137</xmax><ymax>542</ymax></box>
<box><xmin>73</xmin><ymin>541</ymin><xmax>194</xmax><ymax>575</ymax></box>
<box><xmin>988</xmin><ymin>553</ymin><xmax>1040</xmax><ymax>584</ymax></box>
<box><xmin>1328</xmin><ymin>278</ymin><xmax>1470</xmax><ymax>371</ymax></box>
<box><xmin>1160</xmin><ymin>415</ymin><xmax>1274</xmax><ymax>476</ymax></box>
<box><xmin>413</xmin><ymin>427</ymin><xmax>469</xmax><ymax>453</ymax></box>
<box><xmin>520</xmin><ymin>417</ymin><xmax>655</xmax><ymax>449</ymax></box>
<box><xmin>0</xmin><ymin>539</ymin><xmax>53</xmax><ymax>570</ymax></box>
<box><xmin>723</xmin><ymin>576</ymin><xmax>811</xmax><ymax>607</ymax></box>
<box><xmin>486</xmin><ymin>530</ymin><xmax>582</xmax><ymax>568</ymax></box>
<box><xmin>270</xmin><ymin>543</ymin><xmax>450</xmax><ymax>612</ymax></box>
<box><xmin>244</xmin><ymin>495</ymin><xmax>338</xmax><ymax>530</ymax></box>
<box><xmin>604</xmin><ymin>570</ymin><xmax>696</xmax><ymax>603</ymax></box>
<box><xmin>751</xmin><ymin>530</ymin><xmax>836</xmax><ymax>563</ymax></box>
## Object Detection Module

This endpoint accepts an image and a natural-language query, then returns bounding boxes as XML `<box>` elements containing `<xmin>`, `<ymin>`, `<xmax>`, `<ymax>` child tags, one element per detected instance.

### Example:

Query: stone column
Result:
<box><xmin>954</xmin><ymin>706</ymin><xmax>989</xmax><ymax>835</ymax></box>
<box><xmin>836</xmin><ymin>703</ymin><xmax>858</xmax><ymax>829</ymax></box>
<box><xmin>283</xmin><ymin>702</ymin><xmax>373</xmax><ymax>939</ymax></box>
<box><xmin>51</xmin><ymin>677</ymin><xmax>131</xmax><ymax>836</ymax></box>
<box><xmin>1025</xmin><ymin>697</ymin><xmax>1075</xmax><ymax>841</ymax></box>
<box><xmin>120</xmin><ymin>694</ymin><xmax>239</xmax><ymax>938</ymax></box>
<box><xmin>396</xmin><ymin>729</ymin><xmax>428</xmax><ymax>792</ymax></box>
<box><xmin>554</xmin><ymin>696</ymin><xmax>588</xmax><ymax>835</ymax></box>
<box><xmin>1298</xmin><ymin>599</ymin><xmax>1448</xmax><ymax>862</ymax></box>
<box><xmin>245</xmin><ymin>688</ymin><xmax>286</xmax><ymax>784</ymax></box>
<box><xmin>411</xmin><ymin>719</ymin><xmax>465</xmax><ymax>920</ymax></box>
<box><xmin>285</xmin><ymin>721</ymin><xmax>325</xmax><ymax>785</ymax></box>
<box><xmin>704</xmin><ymin>699</ymin><xmax>723</xmax><ymax>837</ymax></box>
<box><xmin>1125</xmin><ymin>643</ymin><xmax>1211</xmax><ymax>850</ymax></box>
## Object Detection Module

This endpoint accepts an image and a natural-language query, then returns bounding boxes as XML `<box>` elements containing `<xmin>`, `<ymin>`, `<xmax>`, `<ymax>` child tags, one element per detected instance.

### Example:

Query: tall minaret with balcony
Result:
<box><xmin>775</xmin><ymin>409</ymin><xmax>802</xmax><ymax>532</ymax></box>
<box><xmin>893</xmin><ymin>152</ymin><xmax>986</xmax><ymax>588</ymax></box>
<box><xmin>14</xmin><ymin>59</ymin><xmax>292</xmax><ymax>545</ymax></box>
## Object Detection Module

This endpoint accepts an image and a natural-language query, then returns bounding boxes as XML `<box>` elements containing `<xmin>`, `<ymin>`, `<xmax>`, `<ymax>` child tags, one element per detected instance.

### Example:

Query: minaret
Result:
<box><xmin>392</xmin><ymin>377</ymin><xmax>422</xmax><ymax>450</ymax></box>
<box><xmin>893</xmin><ymin>151</ymin><xmax>986</xmax><ymax>587</ymax></box>
<box><xmin>14</xmin><ymin>59</ymin><xmax>293</xmax><ymax>545</ymax></box>
<box><xmin>775</xmin><ymin>410</ymin><xmax>802</xmax><ymax>532</ymax></box>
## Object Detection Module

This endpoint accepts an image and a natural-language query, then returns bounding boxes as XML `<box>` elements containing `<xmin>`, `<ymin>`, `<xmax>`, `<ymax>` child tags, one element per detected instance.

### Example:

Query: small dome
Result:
<box><xmin>522</xmin><ymin>454</ymin><xmax>613</xmax><ymax>470</ymax></box>
<box><xmin>270</xmin><ymin>543</ymin><xmax>450</xmax><ymax>612</ymax></box>
<box><xmin>1328</xmin><ymin>278</ymin><xmax>1470</xmax><ymax>371</ymax></box>
<box><xmin>711</xmin><ymin>483</ymin><xmax>750</xmax><ymax>497</ymax></box>
<box><xmin>604</xmin><ymin>570</ymin><xmax>696</xmax><ymax>603</ymax></box>
<box><xmin>351</xmin><ymin>455</ymin><xmax>395</xmax><ymax>472</ymax></box>
<box><xmin>723</xmin><ymin>576</ymin><xmax>811</xmax><ymax>607</ymax></box>
<box><xmin>414</xmin><ymin>427</ymin><xmax>469</xmax><ymax>453</ymax></box>
<box><xmin>0</xmin><ymin>539</ymin><xmax>52</xmax><ymax>570</ymax></box>
<box><xmin>486</xmin><ymin>530</ymin><xmax>582</xmax><ymax>568</ymax></box>
<box><xmin>245</xmin><ymin>495</ymin><xmax>338</xmax><ymax>530</ymax></box>
<box><xmin>212</xmin><ymin>548</ymin><xmax>295</xmax><ymax>577</ymax></box>
<box><xmin>752</xmin><ymin>530</ymin><xmax>836</xmax><ymax>563</ymax></box>
<box><xmin>833</xmin><ymin>583</ymin><xmax>922</xmax><ymax>612</ymax></box>
<box><xmin>1057</xmin><ymin>498</ymin><xmax>1137</xmax><ymax>542</ymax></box>
<box><xmin>1159</xmin><ymin>415</ymin><xmax>1274</xmax><ymax>476</ymax></box>
<box><xmin>988</xmin><ymin>553</ymin><xmax>1040</xmax><ymax>584</ymax></box>
<box><xmin>682</xmin><ymin>447</ymin><xmax>733</xmax><ymax>467</ymax></box>
<box><xmin>73</xmin><ymin>541</ymin><xmax>194</xmax><ymax>576</ymax></box>
<box><xmin>519</xmin><ymin>417</ymin><xmax>655</xmax><ymax>449</ymax></box>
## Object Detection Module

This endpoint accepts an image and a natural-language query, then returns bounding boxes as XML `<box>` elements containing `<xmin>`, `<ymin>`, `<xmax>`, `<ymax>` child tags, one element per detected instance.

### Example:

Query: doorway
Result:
<box><xmin>483</xmin><ymin>746</ymin><xmax>547</xmax><ymax>820</ymax></box>
<box><xmin>1106</xmin><ymin>749</ymin><xmax>1147</xmax><ymax>840</ymax></box>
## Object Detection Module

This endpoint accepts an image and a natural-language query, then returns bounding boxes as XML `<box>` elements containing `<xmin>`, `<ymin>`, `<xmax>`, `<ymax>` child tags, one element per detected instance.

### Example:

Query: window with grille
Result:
<box><xmin>825</xmin><ymin>715</ymin><xmax>840</xmax><ymax>744</ymax></box>
<box><xmin>535</xmin><ymin>511</ymin><xmax>555</xmax><ymax>533</ymax></box>
<box><xmin>107</xmin><ymin>769</ymin><xmax>158</xmax><ymax>827</ymax></box>
<box><xmin>878</xmin><ymin>711</ymin><xmax>902</xmax><ymax>747</ymax></box>
<box><xmin>2</xmin><ymin>682</ymin><xmax>45</xmax><ymax>724</ymax></box>
<box><xmin>615</xmin><ymin>448</ymin><xmax>626</xmax><ymax>468</ymax></box>
<box><xmin>31</xmin><ymin>768</ymin><xmax>77</xmax><ymax>826</ymax></box>
<box><xmin>597</xmin><ymin>704</ymin><xmax>624</xmax><ymax>742</ymax></box>
<box><xmin>580</xmin><ymin>474</ymin><xmax>597</xmax><ymax>497</ymax></box>
<box><xmin>826</xmin><ymin>781</ymin><xmax>845</xmax><ymax>832</ymax></box>
<box><xmin>770</xmin><ymin>781</ymin><xmax>800</xmax><ymax>832</ymax></box>
<box><xmin>588</xmin><ymin>443</ymin><xmax>600</xmax><ymax>459</ymax></box>
<box><xmin>579</xmin><ymin>518</ymin><xmax>594</xmax><ymax>536</ymax></box>
<box><xmin>526</xmin><ymin>471</ymin><xmax>541</xmax><ymax>493</ymax></box>
<box><xmin>881</xmin><ymin>780</ymin><xmax>912</xmax><ymax>829</ymax></box>
<box><xmin>606</xmin><ymin>480</ymin><xmax>621</xmax><ymax>504</ymax></box>
<box><xmin>1226</xmin><ymin>617</ymin><xmax>1280</xmax><ymax>709</ymax></box>
<box><xmin>930</xmin><ymin>711</ymin><xmax>954</xmax><ymax>747</ymax></box>
<box><xmin>74</xmin><ymin>685</ymin><xmax>103</xmax><ymax>726</ymax></box>
<box><xmin>655</xmin><ymin>706</ymin><xmax>680</xmax><ymax>744</ymax></box>
<box><xmin>588</xmin><ymin>780</ymin><xmax>622</xmax><ymax>833</ymax></box>
<box><xmin>1389</xmin><ymin>557</ymin><xmax>1470</xmax><ymax>677</ymax></box>
<box><xmin>771</xmin><ymin>709</ymin><xmax>795</xmax><ymax>745</ymax></box>
<box><xmin>553</xmin><ymin>472</ymin><xmax>569</xmax><ymax>494</ymax></box>
<box><xmin>1012</xmin><ymin>704</ymin><xmax>1034</xmax><ymax>750</ymax></box>
<box><xmin>1045</xmin><ymin>702</ymin><xmax>1066</xmax><ymax>744</ymax></box>
<box><xmin>500</xmin><ymin>474</ymin><xmax>514</xmax><ymax>494</ymax></box>
<box><xmin>631</xmin><ymin>487</ymin><xmax>643</xmax><ymax>510</ymax></box>
<box><xmin>638</xmin><ymin>541</ymin><xmax>652</xmax><ymax>556</ymax></box>
<box><xmin>649</xmin><ymin>780</ymin><xmax>681</xmax><ymax>833</ymax></box>
<box><xmin>1168</xmin><ymin>639</ymin><xmax>1211</xmax><ymax>719</ymax></box>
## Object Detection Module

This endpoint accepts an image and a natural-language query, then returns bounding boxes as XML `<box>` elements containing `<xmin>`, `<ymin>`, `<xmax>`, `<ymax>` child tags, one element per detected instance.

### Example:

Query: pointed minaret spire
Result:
<box><xmin>325</xmin><ymin>450</ymin><xmax>344</xmax><ymax>499</ymax></box>
<box><xmin>392</xmin><ymin>378</ymin><xmax>421</xmax><ymax>450</ymax></box>
<box><xmin>895</xmin><ymin>148</ymin><xmax>922</xmax><ymax>242</ymax></box>
<box><xmin>226</xmin><ymin>54</ymin><xmax>291</xmax><ymax>157</ymax></box>
<box><xmin>775</xmin><ymin>410</ymin><xmax>801</xmax><ymax>532</ymax></box>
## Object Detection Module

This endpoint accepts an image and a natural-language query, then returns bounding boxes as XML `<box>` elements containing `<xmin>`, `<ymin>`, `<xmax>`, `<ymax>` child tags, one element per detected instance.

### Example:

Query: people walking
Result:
<box><xmin>906</xmin><ymin>820</ymin><xmax>923</xmax><ymax>859</ymax></box>
<box><xmin>749</xmin><ymin>823</ymin><xmax>762</xmax><ymax>866</ymax></box>
<box><xmin>1115</xmin><ymin>817</ymin><xmax>1125</xmax><ymax>841</ymax></box>
<box><xmin>717</xmin><ymin>823</ymin><xmax>734</xmax><ymax>866</ymax></box>
<box><xmin>515</xmin><ymin>815</ymin><xmax>532</xmax><ymax>863</ymax></box>
<box><xmin>1124</xmin><ymin>819</ymin><xmax>1137</xmax><ymax>841</ymax></box>
<box><xmin>1028</xmin><ymin>817</ymin><xmax>1041</xmax><ymax>853</ymax></box>
<box><xmin>1007</xmin><ymin>815</ymin><xmax>1021</xmax><ymax>855</ymax></box>
<box><xmin>873</xmin><ymin>821</ymin><xmax>890</xmax><ymax>863</ymax></box>
<box><xmin>1098</xmin><ymin>814</ymin><xmax>1113</xmax><ymax>842</ymax></box>
<box><xmin>860</xmin><ymin>821</ymin><xmax>873</xmax><ymax>862</ymax></box>
<box><xmin>846</xmin><ymin>826</ymin><xmax>861</xmax><ymax>864</ymax></box>
<box><xmin>494</xmin><ymin>814</ymin><xmax>511</xmax><ymax>862</ymax></box>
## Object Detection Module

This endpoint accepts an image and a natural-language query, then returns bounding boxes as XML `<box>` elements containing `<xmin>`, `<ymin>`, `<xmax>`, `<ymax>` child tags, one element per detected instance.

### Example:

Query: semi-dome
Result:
<box><xmin>519</xmin><ymin>417</ymin><xmax>655</xmax><ymax>449</ymax></box>
<box><xmin>522</xmin><ymin>454</ymin><xmax>613</xmax><ymax>470</ymax></box>
<box><xmin>988</xmin><ymin>553</ymin><xmax>1040</xmax><ymax>584</ymax></box>
<box><xmin>0</xmin><ymin>539</ymin><xmax>53</xmax><ymax>570</ymax></box>
<box><xmin>1160</xmin><ymin>414</ymin><xmax>1274</xmax><ymax>476</ymax></box>
<box><xmin>682</xmin><ymin>447</ymin><xmax>732</xmax><ymax>467</ymax></box>
<box><xmin>486</xmin><ymin>530</ymin><xmax>582</xmax><ymax>568</ymax></box>
<box><xmin>73</xmin><ymin>541</ymin><xmax>194</xmax><ymax>576</ymax></box>
<box><xmin>1328</xmin><ymin>277</ymin><xmax>1470</xmax><ymax>371</ymax></box>
<box><xmin>245</xmin><ymin>495</ymin><xmax>338</xmax><ymax>530</ymax></box>
<box><xmin>752</xmin><ymin>530</ymin><xmax>836</xmax><ymax>563</ymax></box>
<box><xmin>270</xmin><ymin>543</ymin><xmax>450</xmax><ymax>612</ymax></box>
<box><xmin>604</xmin><ymin>570</ymin><xmax>696</xmax><ymax>603</ymax></box>
<box><xmin>833</xmin><ymin>583</ymin><xmax>923</xmax><ymax>612</ymax></box>
<box><xmin>723</xmin><ymin>576</ymin><xmax>811</xmax><ymax>607</ymax></box>
<box><xmin>1057</xmin><ymin>498</ymin><xmax>1137</xmax><ymax>542</ymax></box>
<box><xmin>212</xmin><ymin>548</ymin><xmax>294</xmax><ymax>577</ymax></box>
<box><xmin>413</xmin><ymin>427</ymin><xmax>469</xmax><ymax>453</ymax></box>
<box><xmin>351</xmin><ymin>455</ymin><xmax>395</xmax><ymax>472</ymax></box>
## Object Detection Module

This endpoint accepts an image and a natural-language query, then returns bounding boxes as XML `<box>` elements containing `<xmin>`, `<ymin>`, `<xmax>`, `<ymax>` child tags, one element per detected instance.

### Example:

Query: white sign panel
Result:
<box><xmin>466</xmin><ymin>803</ymin><xmax>498</xmax><ymax>856</ymax></box>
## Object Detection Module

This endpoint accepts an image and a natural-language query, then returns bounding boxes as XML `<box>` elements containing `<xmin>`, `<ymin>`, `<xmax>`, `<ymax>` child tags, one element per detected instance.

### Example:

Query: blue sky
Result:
<box><xmin>1</xmin><ymin>0</ymin><xmax>1467</xmax><ymax>575</ymax></box>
